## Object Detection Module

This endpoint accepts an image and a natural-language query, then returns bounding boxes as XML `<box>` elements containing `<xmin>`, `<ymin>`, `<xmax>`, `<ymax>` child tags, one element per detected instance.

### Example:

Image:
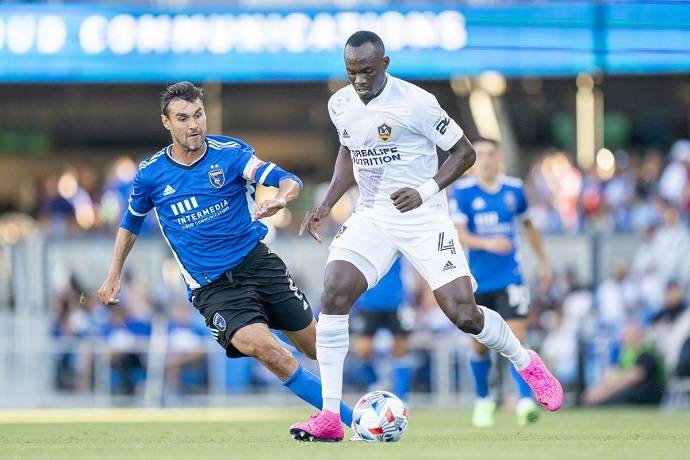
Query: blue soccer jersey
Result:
<box><xmin>120</xmin><ymin>135</ymin><xmax>284</xmax><ymax>296</ymax></box>
<box><xmin>354</xmin><ymin>259</ymin><xmax>404</xmax><ymax>312</ymax></box>
<box><xmin>449</xmin><ymin>176</ymin><xmax>528</xmax><ymax>293</ymax></box>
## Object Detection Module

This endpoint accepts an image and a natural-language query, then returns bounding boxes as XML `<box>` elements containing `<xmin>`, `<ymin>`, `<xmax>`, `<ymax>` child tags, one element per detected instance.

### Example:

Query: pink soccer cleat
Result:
<box><xmin>518</xmin><ymin>350</ymin><xmax>564</xmax><ymax>411</ymax></box>
<box><xmin>290</xmin><ymin>410</ymin><xmax>344</xmax><ymax>442</ymax></box>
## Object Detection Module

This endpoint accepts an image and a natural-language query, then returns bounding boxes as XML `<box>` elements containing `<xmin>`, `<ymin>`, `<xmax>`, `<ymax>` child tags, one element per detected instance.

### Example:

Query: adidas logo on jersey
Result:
<box><xmin>163</xmin><ymin>185</ymin><xmax>176</xmax><ymax>196</ymax></box>
<box><xmin>442</xmin><ymin>261</ymin><xmax>456</xmax><ymax>271</ymax></box>
<box><xmin>342</xmin><ymin>129</ymin><xmax>350</xmax><ymax>138</ymax></box>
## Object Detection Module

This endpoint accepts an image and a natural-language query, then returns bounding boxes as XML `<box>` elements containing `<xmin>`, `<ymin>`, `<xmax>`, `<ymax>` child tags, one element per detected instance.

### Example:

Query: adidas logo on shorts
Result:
<box><xmin>442</xmin><ymin>260</ymin><xmax>456</xmax><ymax>271</ymax></box>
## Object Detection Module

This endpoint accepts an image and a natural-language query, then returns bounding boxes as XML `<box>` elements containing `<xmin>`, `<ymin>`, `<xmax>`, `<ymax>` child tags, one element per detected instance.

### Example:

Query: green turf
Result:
<box><xmin>0</xmin><ymin>408</ymin><xmax>688</xmax><ymax>460</ymax></box>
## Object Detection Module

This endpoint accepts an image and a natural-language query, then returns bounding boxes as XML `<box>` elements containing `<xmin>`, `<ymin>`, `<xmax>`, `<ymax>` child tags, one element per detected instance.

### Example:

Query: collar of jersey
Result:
<box><xmin>356</xmin><ymin>73</ymin><xmax>392</xmax><ymax>107</ymax></box>
<box><xmin>164</xmin><ymin>142</ymin><xmax>209</xmax><ymax>170</ymax></box>
<box><xmin>476</xmin><ymin>178</ymin><xmax>504</xmax><ymax>195</ymax></box>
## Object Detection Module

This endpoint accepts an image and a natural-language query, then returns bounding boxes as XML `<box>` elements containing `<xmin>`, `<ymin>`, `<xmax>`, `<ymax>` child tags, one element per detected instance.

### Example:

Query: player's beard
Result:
<box><xmin>177</xmin><ymin>132</ymin><xmax>205</xmax><ymax>154</ymax></box>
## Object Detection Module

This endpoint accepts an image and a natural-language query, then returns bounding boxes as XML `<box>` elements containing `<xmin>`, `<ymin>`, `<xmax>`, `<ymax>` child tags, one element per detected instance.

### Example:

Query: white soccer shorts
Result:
<box><xmin>327</xmin><ymin>210</ymin><xmax>477</xmax><ymax>291</ymax></box>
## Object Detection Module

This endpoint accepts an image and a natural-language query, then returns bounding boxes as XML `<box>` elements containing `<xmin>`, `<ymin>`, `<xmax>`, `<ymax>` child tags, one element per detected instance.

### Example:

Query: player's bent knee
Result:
<box><xmin>320</xmin><ymin>288</ymin><xmax>355</xmax><ymax>315</ymax></box>
<box><xmin>452</xmin><ymin>304</ymin><xmax>484</xmax><ymax>334</ymax></box>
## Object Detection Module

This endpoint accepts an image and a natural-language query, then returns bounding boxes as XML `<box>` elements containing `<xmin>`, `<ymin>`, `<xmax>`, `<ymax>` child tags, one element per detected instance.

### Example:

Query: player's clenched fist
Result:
<box><xmin>299</xmin><ymin>205</ymin><xmax>331</xmax><ymax>243</ymax></box>
<box><xmin>390</xmin><ymin>188</ymin><xmax>423</xmax><ymax>213</ymax></box>
<box><xmin>97</xmin><ymin>275</ymin><xmax>121</xmax><ymax>305</ymax></box>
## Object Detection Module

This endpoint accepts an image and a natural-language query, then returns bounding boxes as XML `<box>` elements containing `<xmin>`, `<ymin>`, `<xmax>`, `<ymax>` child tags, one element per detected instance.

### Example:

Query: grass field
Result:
<box><xmin>0</xmin><ymin>407</ymin><xmax>688</xmax><ymax>460</ymax></box>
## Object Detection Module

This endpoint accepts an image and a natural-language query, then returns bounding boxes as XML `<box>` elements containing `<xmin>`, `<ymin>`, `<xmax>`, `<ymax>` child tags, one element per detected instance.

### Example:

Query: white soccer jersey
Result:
<box><xmin>328</xmin><ymin>74</ymin><xmax>464</xmax><ymax>222</ymax></box>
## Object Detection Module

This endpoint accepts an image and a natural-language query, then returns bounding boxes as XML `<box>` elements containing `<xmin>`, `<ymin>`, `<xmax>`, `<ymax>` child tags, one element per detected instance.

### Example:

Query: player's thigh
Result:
<box><xmin>192</xmin><ymin>278</ymin><xmax>268</xmax><ymax>358</ymax></box>
<box><xmin>328</xmin><ymin>212</ymin><xmax>399</xmax><ymax>290</ymax></box>
<box><xmin>282</xmin><ymin>317</ymin><xmax>317</xmax><ymax>360</ymax></box>
<box><xmin>235</xmin><ymin>248</ymin><xmax>315</xmax><ymax>339</ymax></box>
<box><xmin>392</xmin><ymin>214</ymin><xmax>477</xmax><ymax>292</ymax></box>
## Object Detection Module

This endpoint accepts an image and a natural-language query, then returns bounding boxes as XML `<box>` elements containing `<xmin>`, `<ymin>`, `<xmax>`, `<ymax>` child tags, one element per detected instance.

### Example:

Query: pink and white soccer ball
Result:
<box><xmin>352</xmin><ymin>390</ymin><xmax>408</xmax><ymax>442</ymax></box>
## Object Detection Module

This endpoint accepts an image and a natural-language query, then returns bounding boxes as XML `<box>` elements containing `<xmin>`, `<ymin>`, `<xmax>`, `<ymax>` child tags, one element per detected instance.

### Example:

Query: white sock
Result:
<box><xmin>470</xmin><ymin>305</ymin><xmax>531</xmax><ymax>371</ymax></box>
<box><xmin>316</xmin><ymin>314</ymin><xmax>349</xmax><ymax>414</ymax></box>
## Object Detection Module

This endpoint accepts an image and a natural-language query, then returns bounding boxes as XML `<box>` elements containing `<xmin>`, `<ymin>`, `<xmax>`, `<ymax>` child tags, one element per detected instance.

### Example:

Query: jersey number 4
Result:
<box><xmin>438</xmin><ymin>232</ymin><xmax>456</xmax><ymax>254</ymax></box>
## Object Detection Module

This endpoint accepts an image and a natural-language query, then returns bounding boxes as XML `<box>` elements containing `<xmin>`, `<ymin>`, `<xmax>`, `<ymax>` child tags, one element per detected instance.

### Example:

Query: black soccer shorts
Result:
<box><xmin>350</xmin><ymin>309</ymin><xmax>410</xmax><ymax>337</ymax></box>
<box><xmin>474</xmin><ymin>284</ymin><xmax>531</xmax><ymax>320</ymax></box>
<box><xmin>191</xmin><ymin>242</ymin><xmax>314</xmax><ymax>358</ymax></box>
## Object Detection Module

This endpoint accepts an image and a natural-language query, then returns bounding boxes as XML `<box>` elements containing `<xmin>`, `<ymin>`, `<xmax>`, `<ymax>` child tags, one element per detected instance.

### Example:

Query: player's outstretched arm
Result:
<box><xmin>97</xmin><ymin>228</ymin><xmax>138</xmax><ymax>305</ymax></box>
<box><xmin>299</xmin><ymin>145</ymin><xmax>354</xmax><ymax>242</ymax></box>
<box><xmin>253</xmin><ymin>177</ymin><xmax>302</xmax><ymax>219</ymax></box>
<box><xmin>522</xmin><ymin>217</ymin><xmax>552</xmax><ymax>291</ymax></box>
<box><xmin>391</xmin><ymin>136</ymin><xmax>476</xmax><ymax>213</ymax></box>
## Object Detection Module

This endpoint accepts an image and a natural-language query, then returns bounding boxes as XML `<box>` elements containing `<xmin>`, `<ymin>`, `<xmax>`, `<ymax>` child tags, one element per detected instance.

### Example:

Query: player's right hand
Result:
<box><xmin>299</xmin><ymin>205</ymin><xmax>331</xmax><ymax>243</ymax></box>
<box><xmin>482</xmin><ymin>236</ymin><xmax>513</xmax><ymax>254</ymax></box>
<box><xmin>97</xmin><ymin>275</ymin><xmax>121</xmax><ymax>305</ymax></box>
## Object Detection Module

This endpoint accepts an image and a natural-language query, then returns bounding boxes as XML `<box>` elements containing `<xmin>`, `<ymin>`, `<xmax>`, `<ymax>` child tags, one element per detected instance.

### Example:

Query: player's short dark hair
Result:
<box><xmin>471</xmin><ymin>136</ymin><xmax>500</xmax><ymax>147</ymax></box>
<box><xmin>345</xmin><ymin>30</ymin><xmax>385</xmax><ymax>53</ymax></box>
<box><xmin>160</xmin><ymin>81</ymin><xmax>204</xmax><ymax>116</ymax></box>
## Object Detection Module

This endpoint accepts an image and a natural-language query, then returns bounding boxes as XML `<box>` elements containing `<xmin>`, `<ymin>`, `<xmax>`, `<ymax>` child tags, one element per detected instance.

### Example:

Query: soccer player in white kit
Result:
<box><xmin>290</xmin><ymin>31</ymin><xmax>563</xmax><ymax>442</ymax></box>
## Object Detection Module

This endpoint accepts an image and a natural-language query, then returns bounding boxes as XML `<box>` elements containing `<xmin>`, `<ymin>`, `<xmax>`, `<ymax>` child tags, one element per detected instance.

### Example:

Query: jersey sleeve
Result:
<box><xmin>515</xmin><ymin>184</ymin><xmax>529</xmax><ymax>218</ymax></box>
<box><xmin>412</xmin><ymin>94</ymin><xmax>464</xmax><ymax>151</ymax></box>
<box><xmin>327</xmin><ymin>96</ymin><xmax>346</xmax><ymax>145</ymax></box>
<box><xmin>119</xmin><ymin>169</ymin><xmax>153</xmax><ymax>235</ymax></box>
<box><xmin>449</xmin><ymin>187</ymin><xmax>469</xmax><ymax>224</ymax></box>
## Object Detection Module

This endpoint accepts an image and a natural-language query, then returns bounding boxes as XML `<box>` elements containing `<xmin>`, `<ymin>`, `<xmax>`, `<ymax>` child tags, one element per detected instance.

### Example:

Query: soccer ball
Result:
<box><xmin>352</xmin><ymin>390</ymin><xmax>408</xmax><ymax>442</ymax></box>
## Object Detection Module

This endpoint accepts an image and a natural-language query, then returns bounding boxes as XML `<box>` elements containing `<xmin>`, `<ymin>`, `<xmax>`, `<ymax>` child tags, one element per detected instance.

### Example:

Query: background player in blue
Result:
<box><xmin>450</xmin><ymin>137</ymin><xmax>552</xmax><ymax>427</ymax></box>
<box><xmin>96</xmin><ymin>82</ymin><xmax>352</xmax><ymax>429</ymax></box>
<box><xmin>350</xmin><ymin>258</ymin><xmax>412</xmax><ymax>401</ymax></box>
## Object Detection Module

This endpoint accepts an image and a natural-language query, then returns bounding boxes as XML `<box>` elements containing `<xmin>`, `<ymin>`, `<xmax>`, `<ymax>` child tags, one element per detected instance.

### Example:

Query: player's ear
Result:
<box><xmin>383</xmin><ymin>55</ymin><xmax>390</xmax><ymax>70</ymax></box>
<box><xmin>161</xmin><ymin>114</ymin><xmax>171</xmax><ymax>131</ymax></box>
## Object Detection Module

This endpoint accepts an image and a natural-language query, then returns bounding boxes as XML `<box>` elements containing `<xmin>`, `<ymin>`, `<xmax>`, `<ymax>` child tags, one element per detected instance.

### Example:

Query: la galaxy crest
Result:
<box><xmin>378</xmin><ymin>123</ymin><xmax>392</xmax><ymax>141</ymax></box>
<box><xmin>209</xmin><ymin>166</ymin><xmax>225</xmax><ymax>188</ymax></box>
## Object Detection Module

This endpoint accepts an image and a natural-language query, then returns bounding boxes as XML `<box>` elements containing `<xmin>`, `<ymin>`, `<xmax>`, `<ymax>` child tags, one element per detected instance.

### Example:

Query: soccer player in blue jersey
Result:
<box><xmin>449</xmin><ymin>137</ymin><xmax>552</xmax><ymax>427</ymax></box>
<box><xmin>97</xmin><ymin>82</ymin><xmax>352</xmax><ymax>429</ymax></box>
<box><xmin>351</xmin><ymin>258</ymin><xmax>412</xmax><ymax>402</ymax></box>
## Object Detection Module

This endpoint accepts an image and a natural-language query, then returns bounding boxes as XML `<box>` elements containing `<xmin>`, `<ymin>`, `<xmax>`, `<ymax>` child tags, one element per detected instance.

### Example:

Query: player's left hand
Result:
<box><xmin>391</xmin><ymin>188</ymin><xmax>422</xmax><ymax>213</ymax></box>
<box><xmin>253</xmin><ymin>197</ymin><xmax>287</xmax><ymax>219</ymax></box>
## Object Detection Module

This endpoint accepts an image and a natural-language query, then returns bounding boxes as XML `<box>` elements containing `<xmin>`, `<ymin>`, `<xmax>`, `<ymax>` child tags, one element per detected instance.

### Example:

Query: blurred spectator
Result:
<box><xmin>631</xmin><ymin>199</ymin><xmax>690</xmax><ymax>313</ymax></box>
<box><xmin>583</xmin><ymin>320</ymin><xmax>665</xmax><ymax>406</ymax></box>
<box><xmin>541</xmin><ymin>268</ymin><xmax>591</xmax><ymax>385</ymax></box>
<box><xmin>38</xmin><ymin>174</ymin><xmax>76</xmax><ymax>237</ymax></box>
<box><xmin>596</xmin><ymin>260</ymin><xmax>638</xmax><ymax>331</ymax></box>
<box><xmin>52</xmin><ymin>274</ymin><xmax>94</xmax><ymax>392</ymax></box>
<box><xmin>527</xmin><ymin>150</ymin><xmax>582</xmax><ymax>232</ymax></box>
<box><xmin>603</xmin><ymin>150</ymin><xmax>636</xmax><ymax>232</ymax></box>
<box><xmin>635</xmin><ymin>148</ymin><xmax>663</xmax><ymax>201</ymax></box>
<box><xmin>658</xmin><ymin>139</ymin><xmax>690</xmax><ymax>210</ymax></box>
<box><xmin>648</xmin><ymin>281</ymin><xmax>690</xmax><ymax>377</ymax></box>
<box><xmin>102</xmin><ymin>303</ymin><xmax>150</xmax><ymax>396</ymax></box>
<box><xmin>165</xmin><ymin>302</ymin><xmax>209</xmax><ymax>395</ymax></box>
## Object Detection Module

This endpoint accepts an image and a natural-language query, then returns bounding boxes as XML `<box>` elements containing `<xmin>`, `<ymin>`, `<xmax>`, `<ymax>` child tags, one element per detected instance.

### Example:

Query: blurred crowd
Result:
<box><xmin>29</xmin><ymin>139</ymin><xmax>690</xmax><ymax>405</ymax></box>
<box><xmin>22</xmin><ymin>139</ymin><xmax>690</xmax><ymax>238</ymax></box>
